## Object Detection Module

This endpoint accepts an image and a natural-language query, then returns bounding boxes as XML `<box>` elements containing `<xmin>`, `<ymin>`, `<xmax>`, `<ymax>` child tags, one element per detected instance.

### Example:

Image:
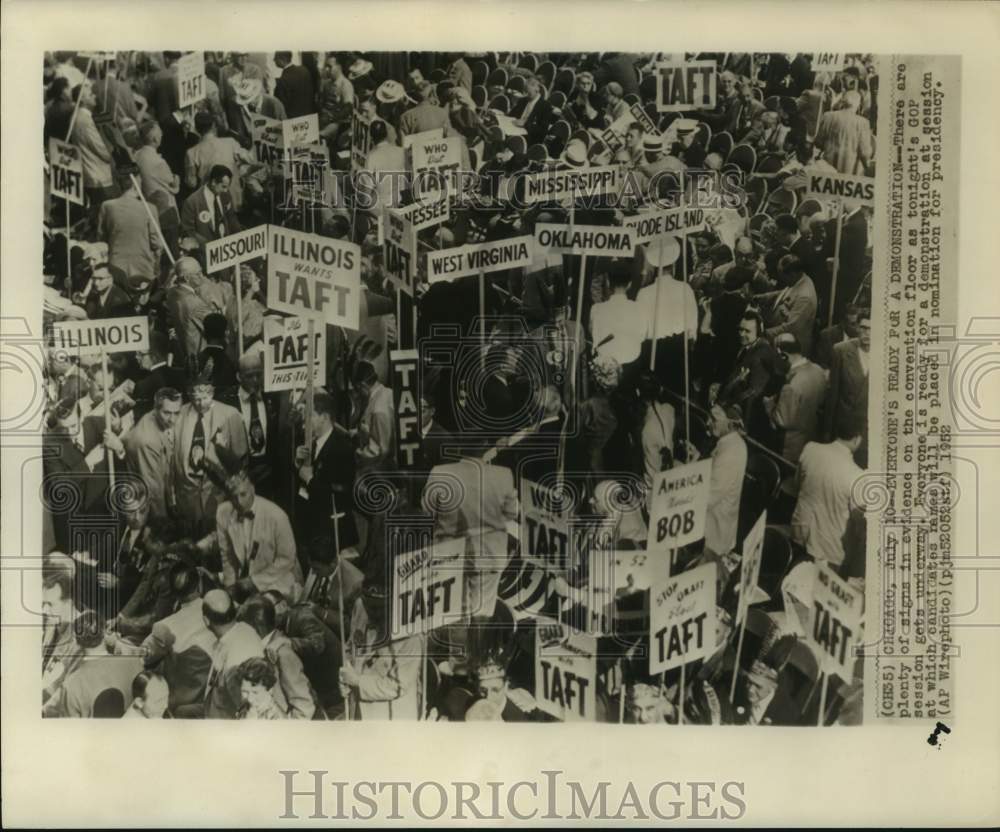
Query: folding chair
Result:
<box><xmin>471</xmin><ymin>60</ymin><xmax>489</xmax><ymax>88</ymax></box>
<box><xmin>745</xmin><ymin>177</ymin><xmax>767</xmax><ymax>215</ymax></box>
<box><xmin>471</xmin><ymin>85</ymin><xmax>488</xmax><ymax>108</ymax></box>
<box><xmin>553</xmin><ymin>67</ymin><xmax>576</xmax><ymax>96</ymax></box>
<box><xmin>526</xmin><ymin>143</ymin><xmax>549</xmax><ymax>165</ymax></box>
<box><xmin>547</xmin><ymin>120</ymin><xmax>571</xmax><ymax>146</ymax></box>
<box><xmin>755</xmin><ymin>154</ymin><xmax>785</xmax><ymax>175</ymax></box>
<box><xmin>506</xmin><ymin>134</ymin><xmax>527</xmax><ymax>156</ymax></box>
<box><xmin>507</xmin><ymin>75</ymin><xmax>527</xmax><ymax>98</ymax></box>
<box><xmin>430</xmin><ymin>68</ymin><xmax>446</xmax><ymax>83</ymax></box>
<box><xmin>548</xmin><ymin>90</ymin><xmax>567</xmax><ymax>113</ymax></box>
<box><xmin>489</xmin><ymin>93</ymin><xmax>511</xmax><ymax>115</ymax></box>
<box><xmin>486</xmin><ymin>66</ymin><xmax>508</xmax><ymax>92</ymax></box>
<box><xmin>624</xmin><ymin>92</ymin><xmax>640</xmax><ymax>106</ymax></box>
<box><xmin>570</xmin><ymin>128</ymin><xmax>591</xmax><ymax>148</ymax></box>
<box><xmin>694</xmin><ymin>121</ymin><xmax>712</xmax><ymax>149</ymax></box>
<box><xmin>727</xmin><ymin>143</ymin><xmax>757</xmax><ymax>175</ymax></box>
<box><xmin>519</xmin><ymin>53</ymin><xmax>538</xmax><ymax>73</ymax></box>
<box><xmin>536</xmin><ymin>60</ymin><xmax>556</xmax><ymax>90</ymax></box>
<box><xmin>763</xmin><ymin>95</ymin><xmax>781</xmax><ymax>112</ymax></box>
<box><xmin>759</xmin><ymin>527</ymin><xmax>795</xmax><ymax>601</ymax></box>
<box><xmin>658</xmin><ymin>111</ymin><xmax>679</xmax><ymax>132</ymax></box>
<box><xmin>708</xmin><ymin>130</ymin><xmax>734</xmax><ymax>159</ymax></box>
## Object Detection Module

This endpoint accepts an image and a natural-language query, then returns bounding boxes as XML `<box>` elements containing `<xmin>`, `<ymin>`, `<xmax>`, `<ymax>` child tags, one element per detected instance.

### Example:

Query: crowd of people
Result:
<box><xmin>41</xmin><ymin>50</ymin><xmax>875</xmax><ymax>724</ymax></box>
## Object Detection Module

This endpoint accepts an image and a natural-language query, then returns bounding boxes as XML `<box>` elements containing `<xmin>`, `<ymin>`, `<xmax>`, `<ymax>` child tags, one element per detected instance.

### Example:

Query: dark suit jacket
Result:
<box><xmin>824</xmin><ymin>338</ymin><xmax>869</xmax><ymax>440</ymax></box>
<box><xmin>815</xmin><ymin>324</ymin><xmax>849</xmax><ymax>370</ymax></box>
<box><xmin>85</xmin><ymin>286</ymin><xmax>135</xmax><ymax>320</ymax></box>
<box><xmin>180</xmin><ymin>186</ymin><xmax>240</xmax><ymax>247</ymax></box>
<box><xmin>298</xmin><ymin>431</ymin><xmax>358</xmax><ymax>548</ymax></box>
<box><xmin>510</xmin><ymin>95</ymin><xmax>555</xmax><ymax>146</ymax></box>
<box><xmin>275</xmin><ymin>64</ymin><xmax>316</xmax><ymax>119</ymax></box>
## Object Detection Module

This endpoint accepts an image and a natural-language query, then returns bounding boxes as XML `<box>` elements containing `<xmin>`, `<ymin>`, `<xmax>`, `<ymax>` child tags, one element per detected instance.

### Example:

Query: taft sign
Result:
<box><xmin>809</xmin><ymin>563</ymin><xmax>864</xmax><ymax>681</ymax></box>
<box><xmin>176</xmin><ymin>52</ymin><xmax>206</xmax><ymax>109</ymax></box>
<box><xmin>383</xmin><ymin>208</ymin><xmax>417</xmax><ymax>296</ymax></box>
<box><xmin>812</xmin><ymin>53</ymin><xmax>846</xmax><ymax>73</ymax></box>
<box><xmin>390</xmin><ymin>349</ymin><xmax>421</xmax><ymax>469</ymax></box>
<box><xmin>205</xmin><ymin>226</ymin><xmax>268</xmax><ymax>274</ymax></box>
<box><xmin>426</xmin><ymin>235</ymin><xmax>534</xmax><ymax>283</ymax></box>
<box><xmin>656</xmin><ymin>60</ymin><xmax>716</xmax><ymax>112</ymax></box>
<box><xmin>390</xmin><ymin>537</ymin><xmax>465</xmax><ymax>639</ymax></box>
<box><xmin>52</xmin><ymin>317</ymin><xmax>150</xmax><ymax>357</ymax></box>
<box><xmin>534</xmin><ymin>620</ymin><xmax>597</xmax><ymax>722</ymax></box>
<box><xmin>49</xmin><ymin>138</ymin><xmax>84</xmax><ymax>205</ymax></box>
<box><xmin>252</xmin><ymin>115</ymin><xmax>284</xmax><ymax>168</ymax></box>
<box><xmin>520</xmin><ymin>478</ymin><xmax>570</xmax><ymax>569</ymax></box>
<box><xmin>282</xmin><ymin>114</ymin><xmax>320</xmax><ymax>149</ymax></box>
<box><xmin>649</xmin><ymin>562</ymin><xmax>717</xmax><ymax>674</ymax></box>
<box><xmin>263</xmin><ymin>316</ymin><xmax>325</xmax><ymax>392</ymax></box>
<box><xmin>267</xmin><ymin>226</ymin><xmax>361</xmax><ymax>329</ymax></box>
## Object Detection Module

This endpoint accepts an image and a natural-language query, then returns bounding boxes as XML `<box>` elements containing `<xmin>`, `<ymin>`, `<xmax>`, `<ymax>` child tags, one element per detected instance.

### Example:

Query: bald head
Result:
<box><xmin>202</xmin><ymin>589</ymin><xmax>236</xmax><ymax>629</ymax></box>
<box><xmin>735</xmin><ymin>237</ymin><xmax>754</xmax><ymax>256</ymax></box>
<box><xmin>175</xmin><ymin>256</ymin><xmax>203</xmax><ymax>286</ymax></box>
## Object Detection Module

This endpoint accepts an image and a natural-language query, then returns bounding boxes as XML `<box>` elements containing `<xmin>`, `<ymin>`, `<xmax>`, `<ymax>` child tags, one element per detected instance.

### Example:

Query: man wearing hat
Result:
<box><xmin>636</xmin><ymin>132</ymin><xmax>686</xmax><ymax>199</ymax></box>
<box><xmin>169</xmin><ymin>371</ymin><xmax>248</xmax><ymax>538</ymax></box>
<box><xmin>399</xmin><ymin>81</ymin><xmax>451</xmax><ymax>141</ymax></box>
<box><xmin>347</xmin><ymin>55</ymin><xmax>379</xmax><ymax>99</ymax></box>
<box><xmin>97</xmin><ymin>170</ymin><xmax>164</xmax><ymax>287</ymax></box>
<box><xmin>225</xmin><ymin>62</ymin><xmax>287</xmax><ymax>148</ymax></box>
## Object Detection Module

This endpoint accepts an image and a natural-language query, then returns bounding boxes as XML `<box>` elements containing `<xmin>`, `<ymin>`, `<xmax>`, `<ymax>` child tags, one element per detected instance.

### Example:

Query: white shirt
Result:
<box><xmin>590</xmin><ymin>293</ymin><xmax>643</xmax><ymax>366</ymax></box>
<box><xmin>791</xmin><ymin>440</ymin><xmax>863</xmax><ymax>566</ymax></box>
<box><xmin>638</xmin><ymin>275</ymin><xmax>698</xmax><ymax>342</ymax></box>
<box><xmin>704</xmin><ymin>431</ymin><xmax>747</xmax><ymax>557</ymax></box>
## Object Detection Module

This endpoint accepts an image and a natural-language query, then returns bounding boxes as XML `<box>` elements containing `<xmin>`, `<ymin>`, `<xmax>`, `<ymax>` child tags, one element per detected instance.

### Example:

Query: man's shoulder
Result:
<box><xmin>832</xmin><ymin>338</ymin><xmax>860</xmax><ymax>357</ymax></box>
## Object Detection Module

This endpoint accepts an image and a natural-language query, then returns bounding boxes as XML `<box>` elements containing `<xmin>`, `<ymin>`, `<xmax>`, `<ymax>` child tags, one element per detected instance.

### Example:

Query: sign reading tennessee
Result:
<box><xmin>266</xmin><ymin>226</ymin><xmax>361</xmax><ymax>329</ymax></box>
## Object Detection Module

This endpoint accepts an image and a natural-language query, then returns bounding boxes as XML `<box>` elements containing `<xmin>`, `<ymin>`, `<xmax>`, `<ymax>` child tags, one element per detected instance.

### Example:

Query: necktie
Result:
<box><xmin>214</xmin><ymin>196</ymin><xmax>226</xmax><ymax>238</ymax></box>
<box><xmin>189</xmin><ymin>413</ymin><xmax>206</xmax><ymax>474</ymax></box>
<box><xmin>249</xmin><ymin>395</ymin><xmax>265</xmax><ymax>455</ymax></box>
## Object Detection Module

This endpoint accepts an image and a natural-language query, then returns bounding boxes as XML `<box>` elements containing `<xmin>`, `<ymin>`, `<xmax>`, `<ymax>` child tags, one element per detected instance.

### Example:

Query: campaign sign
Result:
<box><xmin>205</xmin><ymin>226</ymin><xmax>268</xmax><ymax>274</ymax></box>
<box><xmin>812</xmin><ymin>53</ymin><xmax>846</xmax><ymax>73</ymax></box>
<box><xmin>656</xmin><ymin>60</ymin><xmax>717</xmax><ymax>112</ymax></box>
<box><xmin>805</xmin><ymin>171</ymin><xmax>875</xmax><ymax>207</ymax></box>
<box><xmin>52</xmin><ymin>317</ymin><xmax>149</xmax><ymax>357</ymax></box>
<box><xmin>267</xmin><ymin>226</ymin><xmax>361</xmax><ymax>329</ymax></box>
<box><xmin>252</xmin><ymin>114</ymin><xmax>284</xmax><ymax>167</ymax></box>
<box><xmin>49</xmin><ymin>138</ymin><xmax>84</xmax><ymax>205</ymax></box>
<box><xmin>646</xmin><ymin>459</ymin><xmax>713</xmax><ymax>552</ymax></box>
<box><xmin>282</xmin><ymin>114</ymin><xmax>320</xmax><ymax>149</ymax></box>
<box><xmin>426</xmin><ymin>235</ymin><xmax>534</xmax><ymax>283</ymax></box>
<box><xmin>735</xmin><ymin>510</ymin><xmax>767</xmax><ymax>627</ymax></box>
<box><xmin>390</xmin><ymin>349</ymin><xmax>421</xmax><ymax>469</ymax></box>
<box><xmin>263</xmin><ymin>316</ymin><xmax>325</xmax><ymax>392</ymax></box>
<box><xmin>809</xmin><ymin>563</ymin><xmax>864</xmax><ymax>681</ymax></box>
<box><xmin>410</xmin><ymin>135</ymin><xmax>464</xmax><ymax>203</ymax></box>
<box><xmin>520</xmin><ymin>478</ymin><xmax>570</xmax><ymax>569</ymax></box>
<box><xmin>176</xmin><ymin>52</ymin><xmax>206</xmax><ymax>109</ymax></box>
<box><xmin>622</xmin><ymin>205</ymin><xmax>707</xmax><ymax>244</ymax></box>
<box><xmin>383</xmin><ymin>208</ymin><xmax>417</xmax><ymax>296</ymax></box>
<box><xmin>534</xmin><ymin>619</ymin><xmax>597</xmax><ymax>722</ymax></box>
<box><xmin>390</xmin><ymin>536</ymin><xmax>465</xmax><ymax>639</ymax></box>
<box><xmin>402</xmin><ymin>127</ymin><xmax>444</xmax><ymax>149</ymax></box>
<box><xmin>351</xmin><ymin>111</ymin><xmax>372</xmax><ymax>171</ymax></box>
<box><xmin>534</xmin><ymin>223</ymin><xmax>636</xmax><ymax>257</ymax></box>
<box><xmin>649</xmin><ymin>561</ymin><xmax>717</xmax><ymax>674</ymax></box>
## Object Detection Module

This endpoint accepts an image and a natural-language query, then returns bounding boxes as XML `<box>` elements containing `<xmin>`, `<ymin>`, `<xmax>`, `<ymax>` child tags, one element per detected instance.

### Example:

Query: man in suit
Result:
<box><xmin>164</xmin><ymin>257</ymin><xmax>220</xmax><ymax>370</ymax></box>
<box><xmin>203</xmin><ymin>588</ymin><xmax>265</xmax><ymax>719</ymax></box>
<box><xmin>824</xmin><ymin>312</ymin><xmax>871</xmax><ymax>446</ymax></box>
<box><xmin>717</xmin><ymin>309</ymin><xmax>781</xmax><ymax>428</ymax></box>
<box><xmin>294</xmin><ymin>392</ymin><xmax>357</xmax><ymax>552</ymax></box>
<box><xmin>273</xmin><ymin>52</ymin><xmax>316</xmax><ymax>119</ymax></box>
<box><xmin>132</xmin><ymin>331</ymin><xmax>188</xmax><ymax>421</ymax></box>
<box><xmin>234</xmin><ymin>347</ymin><xmax>279</xmax><ymax>499</ymax></box>
<box><xmin>97</xmin><ymin>172</ymin><xmax>164</xmax><ymax>287</ymax></box>
<box><xmin>180</xmin><ymin>164</ymin><xmax>240</xmax><ymax>248</ymax></box>
<box><xmin>169</xmin><ymin>375</ymin><xmax>249</xmax><ymax>538</ymax></box>
<box><xmin>758</xmin><ymin>254</ymin><xmax>818</xmax><ymax>356</ymax></box>
<box><xmin>816</xmin><ymin>304</ymin><xmax>860</xmax><ymax>370</ymax></box>
<box><xmin>138</xmin><ymin>562</ymin><xmax>216</xmax><ymax>717</ymax></box>
<box><xmin>122</xmin><ymin>386</ymin><xmax>182</xmax><ymax>522</ymax></box>
<box><xmin>398</xmin><ymin>80</ymin><xmax>452</xmax><ymax>141</ymax></box>
<box><xmin>84</xmin><ymin>263</ymin><xmax>135</xmax><ymax>320</ymax></box>
<box><xmin>216</xmin><ymin>468</ymin><xmax>303</xmax><ymax>602</ymax></box>
<box><xmin>764</xmin><ymin>333</ymin><xmax>828</xmax><ymax>475</ymax></box>
<box><xmin>510</xmin><ymin>74</ymin><xmax>554</xmax><ymax>147</ymax></box>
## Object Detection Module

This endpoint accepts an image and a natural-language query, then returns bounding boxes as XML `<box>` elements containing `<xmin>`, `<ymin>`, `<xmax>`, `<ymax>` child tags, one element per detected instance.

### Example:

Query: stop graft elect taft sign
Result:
<box><xmin>649</xmin><ymin>561</ymin><xmax>717</xmax><ymax>674</ymax></box>
<box><xmin>267</xmin><ymin>226</ymin><xmax>361</xmax><ymax>329</ymax></box>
